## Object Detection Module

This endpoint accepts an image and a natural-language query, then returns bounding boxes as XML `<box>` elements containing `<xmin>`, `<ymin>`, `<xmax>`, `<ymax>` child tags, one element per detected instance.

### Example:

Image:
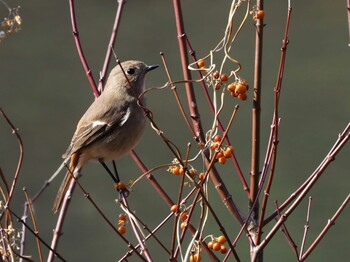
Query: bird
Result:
<box><xmin>52</xmin><ymin>60</ymin><xmax>158</xmax><ymax>213</ymax></box>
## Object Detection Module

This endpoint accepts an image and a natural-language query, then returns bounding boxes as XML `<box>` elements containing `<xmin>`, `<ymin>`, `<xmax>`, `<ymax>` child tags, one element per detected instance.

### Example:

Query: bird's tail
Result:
<box><xmin>52</xmin><ymin>153</ymin><xmax>79</xmax><ymax>213</ymax></box>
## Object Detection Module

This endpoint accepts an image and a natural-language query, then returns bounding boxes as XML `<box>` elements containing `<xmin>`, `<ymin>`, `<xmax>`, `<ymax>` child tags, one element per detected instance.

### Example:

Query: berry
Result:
<box><xmin>223</xmin><ymin>147</ymin><xmax>233</xmax><ymax>158</ymax></box>
<box><xmin>197</xmin><ymin>59</ymin><xmax>206</xmax><ymax>68</ymax></box>
<box><xmin>118</xmin><ymin>213</ymin><xmax>127</xmax><ymax>221</ymax></box>
<box><xmin>256</xmin><ymin>10</ymin><xmax>265</xmax><ymax>19</ymax></box>
<box><xmin>118</xmin><ymin>226</ymin><xmax>126</xmax><ymax>235</ymax></box>
<box><xmin>238</xmin><ymin>93</ymin><xmax>247</xmax><ymax>101</ymax></box>
<box><xmin>217</xmin><ymin>235</ymin><xmax>227</xmax><ymax>244</ymax></box>
<box><xmin>212</xmin><ymin>242</ymin><xmax>221</xmax><ymax>251</ymax></box>
<box><xmin>190</xmin><ymin>254</ymin><xmax>201</xmax><ymax>262</ymax></box>
<box><xmin>235</xmin><ymin>82</ymin><xmax>247</xmax><ymax>94</ymax></box>
<box><xmin>210</xmin><ymin>142</ymin><xmax>219</xmax><ymax>151</ymax></box>
<box><xmin>181</xmin><ymin>212</ymin><xmax>188</xmax><ymax>221</ymax></box>
<box><xmin>172</xmin><ymin>166</ymin><xmax>180</xmax><ymax>175</ymax></box>
<box><xmin>227</xmin><ymin>83</ymin><xmax>236</xmax><ymax>92</ymax></box>
<box><xmin>116</xmin><ymin>182</ymin><xmax>126</xmax><ymax>189</ymax></box>
<box><xmin>214</xmin><ymin>135</ymin><xmax>222</xmax><ymax>142</ymax></box>
<box><xmin>171</xmin><ymin>204</ymin><xmax>178</xmax><ymax>213</ymax></box>
<box><xmin>213</xmin><ymin>71</ymin><xmax>220</xmax><ymax>79</ymax></box>
<box><xmin>220</xmin><ymin>74</ymin><xmax>228</xmax><ymax>82</ymax></box>
<box><xmin>218</xmin><ymin>157</ymin><xmax>226</xmax><ymax>165</ymax></box>
<box><xmin>220</xmin><ymin>245</ymin><xmax>227</xmax><ymax>254</ymax></box>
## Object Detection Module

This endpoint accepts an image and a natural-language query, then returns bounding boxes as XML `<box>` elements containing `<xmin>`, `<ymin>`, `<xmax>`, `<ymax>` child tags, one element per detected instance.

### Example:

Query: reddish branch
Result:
<box><xmin>256</xmin><ymin>123</ymin><xmax>350</xmax><ymax>253</ymax></box>
<box><xmin>256</xmin><ymin>4</ymin><xmax>292</xmax><ymax>245</ymax></box>
<box><xmin>69</xmin><ymin>0</ymin><xmax>99</xmax><ymax>97</ymax></box>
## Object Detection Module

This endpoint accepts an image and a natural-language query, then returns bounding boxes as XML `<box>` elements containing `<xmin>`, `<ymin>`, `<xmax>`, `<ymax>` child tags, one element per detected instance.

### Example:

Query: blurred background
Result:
<box><xmin>0</xmin><ymin>0</ymin><xmax>349</xmax><ymax>261</ymax></box>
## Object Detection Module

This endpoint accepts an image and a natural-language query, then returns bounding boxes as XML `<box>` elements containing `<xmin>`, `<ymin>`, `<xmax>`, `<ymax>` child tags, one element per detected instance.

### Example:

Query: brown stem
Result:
<box><xmin>256</xmin><ymin>123</ymin><xmax>350</xmax><ymax>252</ymax></box>
<box><xmin>23</xmin><ymin>188</ymin><xmax>44</xmax><ymax>262</ymax></box>
<box><xmin>300</xmin><ymin>194</ymin><xmax>350</xmax><ymax>261</ymax></box>
<box><xmin>97</xmin><ymin>0</ymin><xmax>126</xmax><ymax>93</ymax></box>
<box><xmin>69</xmin><ymin>0</ymin><xmax>99</xmax><ymax>97</ymax></box>
<box><xmin>256</xmin><ymin>3</ymin><xmax>292</xmax><ymax>246</ymax></box>
<box><xmin>172</xmin><ymin>0</ymin><xmax>245</xmax><ymax>228</ymax></box>
<box><xmin>299</xmin><ymin>196</ymin><xmax>312</xmax><ymax>260</ymax></box>
<box><xmin>249</xmin><ymin>0</ymin><xmax>264</xmax><ymax>218</ymax></box>
<box><xmin>347</xmin><ymin>0</ymin><xmax>350</xmax><ymax>46</ymax></box>
<box><xmin>185</xmin><ymin>36</ymin><xmax>250</xmax><ymax>196</ymax></box>
<box><xmin>264</xmin><ymin>124</ymin><xmax>350</xmax><ymax>225</ymax></box>
<box><xmin>172</xmin><ymin>0</ymin><xmax>205</xmax><ymax>143</ymax></box>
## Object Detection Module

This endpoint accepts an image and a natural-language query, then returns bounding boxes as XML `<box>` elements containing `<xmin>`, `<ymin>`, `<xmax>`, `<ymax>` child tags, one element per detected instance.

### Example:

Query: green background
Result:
<box><xmin>0</xmin><ymin>0</ymin><xmax>349</xmax><ymax>261</ymax></box>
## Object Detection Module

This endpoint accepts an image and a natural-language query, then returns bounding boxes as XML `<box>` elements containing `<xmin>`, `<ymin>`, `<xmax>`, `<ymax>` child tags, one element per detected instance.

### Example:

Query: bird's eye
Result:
<box><xmin>126</xmin><ymin>68</ymin><xmax>135</xmax><ymax>75</ymax></box>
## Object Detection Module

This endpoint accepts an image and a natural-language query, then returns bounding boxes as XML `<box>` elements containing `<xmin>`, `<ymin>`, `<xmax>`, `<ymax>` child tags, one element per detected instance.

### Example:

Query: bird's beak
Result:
<box><xmin>146</xmin><ymin>64</ymin><xmax>159</xmax><ymax>72</ymax></box>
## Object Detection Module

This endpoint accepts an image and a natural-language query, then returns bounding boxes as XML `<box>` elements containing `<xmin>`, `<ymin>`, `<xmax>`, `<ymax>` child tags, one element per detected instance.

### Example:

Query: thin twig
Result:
<box><xmin>68</xmin><ymin>0</ymin><xmax>99</xmax><ymax>97</ymax></box>
<box><xmin>249</xmin><ymin>0</ymin><xmax>264</xmax><ymax>227</ymax></box>
<box><xmin>300</xmin><ymin>194</ymin><xmax>350</xmax><ymax>261</ymax></box>
<box><xmin>264</xmin><ymin>123</ymin><xmax>350</xmax><ymax>225</ymax></box>
<box><xmin>256</xmin><ymin>3</ymin><xmax>292</xmax><ymax>246</ymax></box>
<box><xmin>299</xmin><ymin>196</ymin><xmax>312</xmax><ymax>260</ymax></box>
<box><xmin>23</xmin><ymin>188</ymin><xmax>44</xmax><ymax>262</ymax></box>
<box><xmin>256</xmin><ymin>123</ymin><xmax>350</xmax><ymax>253</ymax></box>
<box><xmin>0</xmin><ymin>108</ymin><xmax>24</xmax><ymax>216</ymax></box>
<box><xmin>97</xmin><ymin>0</ymin><xmax>126</xmax><ymax>93</ymax></box>
<box><xmin>347</xmin><ymin>0</ymin><xmax>350</xmax><ymax>46</ymax></box>
<box><xmin>7</xmin><ymin>208</ymin><xmax>67</xmax><ymax>262</ymax></box>
<box><xmin>275</xmin><ymin>201</ymin><xmax>299</xmax><ymax>259</ymax></box>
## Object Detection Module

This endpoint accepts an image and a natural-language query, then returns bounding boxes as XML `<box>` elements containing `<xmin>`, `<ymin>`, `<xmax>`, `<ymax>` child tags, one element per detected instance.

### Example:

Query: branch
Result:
<box><xmin>257</xmin><ymin>123</ymin><xmax>350</xmax><ymax>252</ymax></box>
<box><xmin>300</xmin><ymin>194</ymin><xmax>350</xmax><ymax>261</ymax></box>
<box><xmin>69</xmin><ymin>0</ymin><xmax>99</xmax><ymax>96</ymax></box>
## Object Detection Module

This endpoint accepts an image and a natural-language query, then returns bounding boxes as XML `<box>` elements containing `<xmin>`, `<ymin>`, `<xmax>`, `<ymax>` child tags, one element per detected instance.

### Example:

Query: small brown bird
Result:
<box><xmin>53</xmin><ymin>60</ymin><xmax>158</xmax><ymax>212</ymax></box>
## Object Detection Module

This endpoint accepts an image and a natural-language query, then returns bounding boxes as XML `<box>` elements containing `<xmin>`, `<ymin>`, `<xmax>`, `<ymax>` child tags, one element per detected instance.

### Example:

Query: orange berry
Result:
<box><xmin>210</xmin><ymin>142</ymin><xmax>219</xmax><ymax>150</ymax></box>
<box><xmin>208</xmin><ymin>241</ymin><xmax>214</xmax><ymax>250</ymax></box>
<box><xmin>242</xmin><ymin>81</ymin><xmax>249</xmax><ymax>90</ymax></box>
<box><xmin>171</xmin><ymin>204</ymin><xmax>178</xmax><ymax>213</ymax></box>
<box><xmin>218</xmin><ymin>157</ymin><xmax>226</xmax><ymax>165</ymax></box>
<box><xmin>237</xmin><ymin>93</ymin><xmax>247</xmax><ymax>101</ymax></box>
<box><xmin>190</xmin><ymin>254</ymin><xmax>201</xmax><ymax>262</ymax></box>
<box><xmin>256</xmin><ymin>10</ymin><xmax>265</xmax><ymax>19</ymax></box>
<box><xmin>230</xmin><ymin>91</ymin><xmax>238</xmax><ymax>97</ymax></box>
<box><xmin>198</xmin><ymin>172</ymin><xmax>205</xmax><ymax>181</ymax></box>
<box><xmin>179</xmin><ymin>167</ymin><xmax>185</xmax><ymax>175</ymax></box>
<box><xmin>180</xmin><ymin>221</ymin><xmax>190</xmax><ymax>230</ymax></box>
<box><xmin>220</xmin><ymin>74</ymin><xmax>228</xmax><ymax>82</ymax></box>
<box><xmin>118</xmin><ymin>226</ymin><xmax>126</xmax><ymax>235</ymax></box>
<box><xmin>216</xmin><ymin>151</ymin><xmax>224</xmax><ymax>159</ymax></box>
<box><xmin>220</xmin><ymin>245</ymin><xmax>227</xmax><ymax>254</ymax></box>
<box><xmin>214</xmin><ymin>135</ymin><xmax>222</xmax><ymax>142</ymax></box>
<box><xmin>227</xmin><ymin>83</ymin><xmax>236</xmax><ymax>92</ymax></box>
<box><xmin>197</xmin><ymin>59</ymin><xmax>206</xmax><ymax>68</ymax></box>
<box><xmin>223</xmin><ymin>147</ymin><xmax>233</xmax><ymax>158</ymax></box>
<box><xmin>181</xmin><ymin>212</ymin><xmax>188</xmax><ymax>221</ymax></box>
<box><xmin>212</xmin><ymin>242</ymin><xmax>221</xmax><ymax>251</ymax></box>
<box><xmin>214</xmin><ymin>82</ymin><xmax>221</xmax><ymax>90</ymax></box>
<box><xmin>235</xmin><ymin>82</ymin><xmax>247</xmax><ymax>94</ymax></box>
<box><xmin>172</xmin><ymin>166</ymin><xmax>180</xmax><ymax>175</ymax></box>
<box><xmin>118</xmin><ymin>213</ymin><xmax>127</xmax><ymax>221</ymax></box>
<box><xmin>213</xmin><ymin>71</ymin><xmax>220</xmax><ymax>79</ymax></box>
<box><xmin>217</xmin><ymin>235</ymin><xmax>227</xmax><ymax>244</ymax></box>
<box><xmin>116</xmin><ymin>182</ymin><xmax>126</xmax><ymax>189</ymax></box>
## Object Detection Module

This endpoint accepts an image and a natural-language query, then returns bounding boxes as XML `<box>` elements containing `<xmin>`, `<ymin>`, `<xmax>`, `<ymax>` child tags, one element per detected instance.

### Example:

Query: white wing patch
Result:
<box><xmin>92</xmin><ymin>120</ymin><xmax>107</xmax><ymax>128</ymax></box>
<box><xmin>119</xmin><ymin>107</ymin><xmax>131</xmax><ymax>127</ymax></box>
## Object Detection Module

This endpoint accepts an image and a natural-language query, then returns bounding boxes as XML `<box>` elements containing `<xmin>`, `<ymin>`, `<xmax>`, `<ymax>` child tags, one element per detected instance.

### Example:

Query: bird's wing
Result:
<box><xmin>62</xmin><ymin>101</ymin><xmax>131</xmax><ymax>158</ymax></box>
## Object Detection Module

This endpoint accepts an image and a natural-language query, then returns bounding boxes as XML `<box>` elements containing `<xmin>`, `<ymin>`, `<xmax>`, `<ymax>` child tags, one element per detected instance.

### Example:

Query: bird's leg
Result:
<box><xmin>98</xmin><ymin>159</ymin><xmax>118</xmax><ymax>183</ymax></box>
<box><xmin>112</xmin><ymin>160</ymin><xmax>120</xmax><ymax>181</ymax></box>
<box><xmin>98</xmin><ymin>159</ymin><xmax>129</xmax><ymax>197</ymax></box>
